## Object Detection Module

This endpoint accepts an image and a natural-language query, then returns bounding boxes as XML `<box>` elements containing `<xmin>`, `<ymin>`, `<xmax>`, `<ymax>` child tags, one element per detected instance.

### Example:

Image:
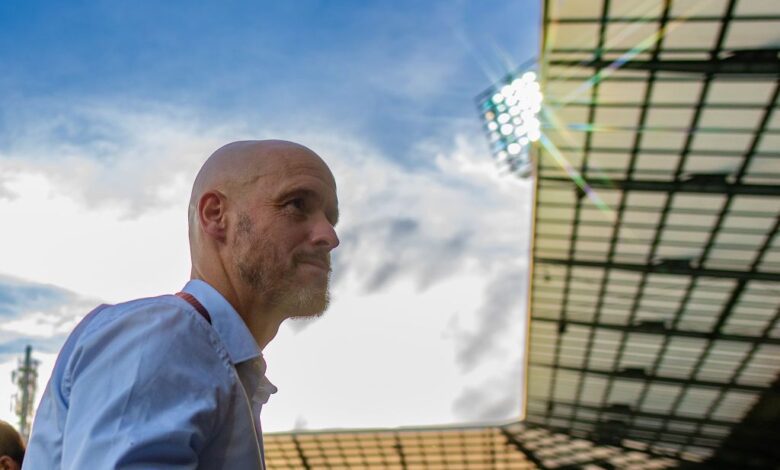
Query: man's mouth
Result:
<box><xmin>296</xmin><ymin>254</ymin><xmax>331</xmax><ymax>272</ymax></box>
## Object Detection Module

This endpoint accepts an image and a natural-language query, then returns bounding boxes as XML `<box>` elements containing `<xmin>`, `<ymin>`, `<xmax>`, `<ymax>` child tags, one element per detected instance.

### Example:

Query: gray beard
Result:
<box><xmin>239</xmin><ymin>263</ymin><xmax>331</xmax><ymax>318</ymax></box>
<box><xmin>235</xmin><ymin>213</ymin><xmax>331</xmax><ymax>318</ymax></box>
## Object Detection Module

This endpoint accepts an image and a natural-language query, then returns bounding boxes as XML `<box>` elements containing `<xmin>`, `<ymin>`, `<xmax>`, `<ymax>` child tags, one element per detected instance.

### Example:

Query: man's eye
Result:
<box><xmin>286</xmin><ymin>198</ymin><xmax>306</xmax><ymax>211</ymax></box>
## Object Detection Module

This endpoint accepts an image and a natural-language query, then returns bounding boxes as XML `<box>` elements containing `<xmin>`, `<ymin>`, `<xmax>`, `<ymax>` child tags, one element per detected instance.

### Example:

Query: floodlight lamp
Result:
<box><xmin>476</xmin><ymin>66</ymin><xmax>543</xmax><ymax>178</ymax></box>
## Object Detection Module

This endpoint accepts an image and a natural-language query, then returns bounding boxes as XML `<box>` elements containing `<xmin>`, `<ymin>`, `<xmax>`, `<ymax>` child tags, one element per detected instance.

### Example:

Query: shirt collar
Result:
<box><xmin>182</xmin><ymin>279</ymin><xmax>262</xmax><ymax>365</ymax></box>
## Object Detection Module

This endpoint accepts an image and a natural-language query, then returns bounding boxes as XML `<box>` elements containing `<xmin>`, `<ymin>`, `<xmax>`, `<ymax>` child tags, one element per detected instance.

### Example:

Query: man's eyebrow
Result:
<box><xmin>278</xmin><ymin>187</ymin><xmax>319</xmax><ymax>201</ymax></box>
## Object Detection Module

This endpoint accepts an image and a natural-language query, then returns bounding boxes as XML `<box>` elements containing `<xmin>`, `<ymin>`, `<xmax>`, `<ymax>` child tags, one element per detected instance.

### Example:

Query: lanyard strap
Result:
<box><xmin>176</xmin><ymin>292</ymin><xmax>264</xmax><ymax>469</ymax></box>
<box><xmin>175</xmin><ymin>292</ymin><xmax>212</xmax><ymax>324</ymax></box>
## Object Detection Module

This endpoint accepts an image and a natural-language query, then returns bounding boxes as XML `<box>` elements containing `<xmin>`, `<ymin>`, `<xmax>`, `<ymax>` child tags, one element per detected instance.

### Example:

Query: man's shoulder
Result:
<box><xmin>83</xmin><ymin>294</ymin><xmax>205</xmax><ymax>334</ymax></box>
<box><xmin>64</xmin><ymin>294</ymin><xmax>234</xmax><ymax>383</ymax></box>
<box><xmin>70</xmin><ymin>294</ymin><xmax>223</xmax><ymax>360</ymax></box>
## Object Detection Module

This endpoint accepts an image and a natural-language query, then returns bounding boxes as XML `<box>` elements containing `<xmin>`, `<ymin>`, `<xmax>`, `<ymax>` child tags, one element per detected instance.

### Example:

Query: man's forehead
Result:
<box><xmin>242</xmin><ymin>151</ymin><xmax>337</xmax><ymax>198</ymax></box>
<box><xmin>205</xmin><ymin>140</ymin><xmax>330</xmax><ymax>183</ymax></box>
<box><xmin>250</xmin><ymin>152</ymin><xmax>336</xmax><ymax>189</ymax></box>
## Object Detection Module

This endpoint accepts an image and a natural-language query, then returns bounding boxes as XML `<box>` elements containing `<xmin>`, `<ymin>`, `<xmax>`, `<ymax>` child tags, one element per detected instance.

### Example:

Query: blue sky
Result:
<box><xmin>0</xmin><ymin>1</ymin><xmax>539</xmax><ymax>431</ymax></box>
<box><xmin>1</xmin><ymin>1</ymin><xmax>537</xmax><ymax>165</ymax></box>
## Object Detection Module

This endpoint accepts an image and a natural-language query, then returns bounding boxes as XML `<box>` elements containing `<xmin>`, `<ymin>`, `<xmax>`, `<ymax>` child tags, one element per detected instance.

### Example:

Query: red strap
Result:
<box><xmin>176</xmin><ymin>292</ymin><xmax>212</xmax><ymax>324</ymax></box>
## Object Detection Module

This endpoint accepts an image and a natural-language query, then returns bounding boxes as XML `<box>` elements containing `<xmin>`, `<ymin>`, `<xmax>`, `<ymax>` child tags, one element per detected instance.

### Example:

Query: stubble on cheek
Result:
<box><xmin>233</xmin><ymin>212</ymin><xmax>333</xmax><ymax>317</ymax></box>
<box><xmin>234</xmin><ymin>213</ymin><xmax>280</xmax><ymax>292</ymax></box>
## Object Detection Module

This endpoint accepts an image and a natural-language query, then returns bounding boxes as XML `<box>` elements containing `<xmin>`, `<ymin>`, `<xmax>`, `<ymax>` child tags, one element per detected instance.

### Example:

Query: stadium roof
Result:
<box><xmin>526</xmin><ymin>0</ymin><xmax>779</xmax><ymax>468</ymax></box>
<box><xmin>264</xmin><ymin>424</ymin><xmax>534</xmax><ymax>470</ymax></box>
<box><xmin>264</xmin><ymin>422</ymin><xmax>682</xmax><ymax>469</ymax></box>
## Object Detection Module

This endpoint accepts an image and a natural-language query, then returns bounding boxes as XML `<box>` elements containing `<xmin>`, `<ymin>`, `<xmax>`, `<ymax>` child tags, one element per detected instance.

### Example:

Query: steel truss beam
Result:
<box><xmin>531</xmin><ymin>317</ymin><xmax>780</xmax><ymax>345</ymax></box>
<box><xmin>551</xmin><ymin>48</ymin><xmax>780</xmax><ymax>76</ymax></box>
<box><xmin>547</xmin><ymin>146</ymin><xmax>779</xmax><ymax>158</ymax></box>
<box><xmin>536</xmin><ymin>231</ymin><xmax>768</xmax><ymax>251</ymax></box>
<box><xmin>536</xmin><ymin>257</ymin><xmax>780</xmax><ymax>282</ymax></box>
<box><xmin>545</xmin><ymin>101</ymin><xmax>777</xmax><ymax>110</ymax></box>
<box><xmin>524</xmin><ymin>414</ymin><xmax>722</xmax><ymax>447</ymax></box>
<box><xmin>536</xmin><ymin>218</ymin><xmax>770</xmax><ymax>237</ymax></box>
<box><xmin>533</xmin><ymin>281</ymin><xmax>776</xmax><ymax>303</ymax></box>
<box><xmin>537</xmin><ymin>200</ymin><xmax>775</xmax><ymax>219</ymax></box>
<box><xmin>503</xmin><ymin>423</ymin><xmax>682</xmax><ymax>469</ymax></box>
<box><xmin>538</xmin><ymin>176</ymin><xmax>780</xmax><ymax>197</ymax></box>
<box><xmin>540</xmin><ymin>400</ymin><xmax>739</xmax><ymax>428</ymax></box>
<box><xmin>521</xmin><ymin>417</ymin><xmax>719</xmax><ymax>452</ymax></box>
<box><xmin>291</xmin><ymin>434</ymin><xmax>312</xmax><ymax>470</ymax></box>
<box><xmin>531</xmin><ymin>363</ymin><xmax>766</xmax><ymax>393</ymax></box>
<box><xmin>552</xmin><ymin>16</ymin><xmax>780</xmax><ymax>23</ymax></box>
<box><xmin>538</xmin><ymin>0</ymin><xmax>615</xmax><ymax>430</ymax></box>
<box><xmin>498</xmin><ymin>428</ymin><xmax>548</xmax><ymax>469</ymax></box>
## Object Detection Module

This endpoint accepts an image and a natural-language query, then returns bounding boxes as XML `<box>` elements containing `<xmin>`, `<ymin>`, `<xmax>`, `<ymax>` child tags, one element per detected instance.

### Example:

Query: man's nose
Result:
<box><xmin>311</xmin><ymin>216</ymin><xmax>340</xmax><ymax>251</ymax></box>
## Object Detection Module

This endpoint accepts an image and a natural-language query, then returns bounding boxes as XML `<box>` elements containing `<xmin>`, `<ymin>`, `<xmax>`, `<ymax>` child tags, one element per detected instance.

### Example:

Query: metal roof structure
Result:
<box><xmin>526</xmin><ymin>0</ymin><xmax>780</xmax><ymax>468</ymax></box>
<box><xmin>266</xmin><ymin>421</ymin><xmax>714</xmax><ymax>470</ymax></box>
<box><xmin>264</xmin><ymin>424</ymin><xmax>534</xmax><ymax>470</ymax></box>
<box><xmin>264</xmin><ymin>422</ymin><xmax>683</xmax><ymax>469</ymax></box>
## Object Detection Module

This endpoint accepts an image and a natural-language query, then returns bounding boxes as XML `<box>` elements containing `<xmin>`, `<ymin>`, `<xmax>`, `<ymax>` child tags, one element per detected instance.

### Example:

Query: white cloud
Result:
<box><xmin>2</xmin><ymin>310</ymin><xmax>80</xmax><ymax>338</ymax></box>
<box><xmin>0</xmin><ymin>100</ymin><xmax>532</xmax><ymax>431</ymax></box>
<box><xmin>2</xmin><ymin>100</ymin><xmax>241</xmax><ymax>216</ymax></box>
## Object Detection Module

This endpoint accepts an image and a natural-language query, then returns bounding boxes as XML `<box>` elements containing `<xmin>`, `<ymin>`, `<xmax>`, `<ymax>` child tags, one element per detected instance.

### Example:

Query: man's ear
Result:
<box><xmin>198</xmin><ymin>190</ymin><xmax>229</xmax><ymax>242</ymax></box>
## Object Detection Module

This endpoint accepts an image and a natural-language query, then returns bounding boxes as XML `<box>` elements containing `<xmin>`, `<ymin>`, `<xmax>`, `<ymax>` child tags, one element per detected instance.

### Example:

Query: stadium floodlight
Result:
<box><xmin>477</xmin><ymin>69</ymin><xmax>542</xmax><ymax>178</ymax></box>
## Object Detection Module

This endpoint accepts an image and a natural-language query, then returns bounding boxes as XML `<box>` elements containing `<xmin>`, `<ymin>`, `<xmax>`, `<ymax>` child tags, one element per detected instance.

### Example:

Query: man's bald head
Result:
<box><xmin>188</xmin><ymin>140</ymin><xmax>330</xmax><ymax>233</ymax></box>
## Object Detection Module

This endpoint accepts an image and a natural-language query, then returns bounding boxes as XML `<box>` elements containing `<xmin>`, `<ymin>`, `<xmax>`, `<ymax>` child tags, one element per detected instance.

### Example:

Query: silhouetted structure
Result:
<box><xmin>11</xmin><ymin>346</ymin><xmax>39</xmax><ymax>441</ymax></box>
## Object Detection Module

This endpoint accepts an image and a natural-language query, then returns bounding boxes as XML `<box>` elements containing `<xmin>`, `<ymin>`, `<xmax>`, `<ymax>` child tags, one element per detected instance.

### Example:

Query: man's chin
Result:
<box><xmin>284</xmin><ymin>286</ymin><xmax>330</xmax><ymax>319</ymax></box>
<box><xmin>289</xmin><ymin>309</ymin><xmax>326</xmax><ymax>321</ymax></box>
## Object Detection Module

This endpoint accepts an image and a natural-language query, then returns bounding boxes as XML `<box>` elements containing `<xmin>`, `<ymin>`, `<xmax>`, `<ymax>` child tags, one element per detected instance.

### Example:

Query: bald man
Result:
<box><xmin>24</xmin><ymin>141</ymin><xmax>340</xmax><ymax>469</ymax></box>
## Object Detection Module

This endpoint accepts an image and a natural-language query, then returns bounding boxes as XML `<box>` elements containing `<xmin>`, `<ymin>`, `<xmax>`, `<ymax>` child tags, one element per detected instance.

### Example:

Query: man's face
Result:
<box><xmin>230</xmin><ymin>151</ymin><xmax>339</xmax><ymax>318</ymax></box>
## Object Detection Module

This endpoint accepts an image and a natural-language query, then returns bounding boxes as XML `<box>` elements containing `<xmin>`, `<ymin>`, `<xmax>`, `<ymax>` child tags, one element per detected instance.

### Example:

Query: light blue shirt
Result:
<box><xmin>24</xmin><ymin>280</ymin><xmax>277</xmax><ymax>469</ymax></box>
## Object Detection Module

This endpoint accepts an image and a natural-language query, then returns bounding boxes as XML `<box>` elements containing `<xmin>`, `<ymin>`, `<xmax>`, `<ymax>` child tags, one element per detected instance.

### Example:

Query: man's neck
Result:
<box><xmin>190</xmin><ymin>267</ymin><xmax>285</xmax><ymax>349</ymax></box>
